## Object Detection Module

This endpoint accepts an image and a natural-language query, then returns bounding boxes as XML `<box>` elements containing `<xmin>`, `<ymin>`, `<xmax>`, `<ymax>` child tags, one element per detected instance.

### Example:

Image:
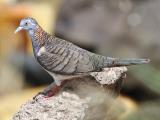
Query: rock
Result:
<box><xmin>12</xmin><ymin>67</ymin><xmax>127</xmax><ymax>120</ymax></box>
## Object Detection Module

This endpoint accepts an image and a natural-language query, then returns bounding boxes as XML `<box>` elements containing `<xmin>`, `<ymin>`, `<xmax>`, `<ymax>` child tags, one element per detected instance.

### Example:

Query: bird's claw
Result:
<box><xmin>33</xmin><ymin>91</ymin><xmax>46</xmax><ymax>100</ymax></box>
<box><xmin>33</xmin><ymin>86</ymin><xmax>61</xmax><ymax>100</ymax></box>
<box><xmin>33</xmin><ymin>81</ymin><xmax>68</xmax><ymax>100</ymax></box>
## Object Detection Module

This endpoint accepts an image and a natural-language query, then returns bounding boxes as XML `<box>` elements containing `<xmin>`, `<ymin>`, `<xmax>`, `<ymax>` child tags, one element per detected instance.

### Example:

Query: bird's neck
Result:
<box><xmin>29</xmin><ymin>26</ymin><xmax>51</xmax><ymax>54</ymax></box>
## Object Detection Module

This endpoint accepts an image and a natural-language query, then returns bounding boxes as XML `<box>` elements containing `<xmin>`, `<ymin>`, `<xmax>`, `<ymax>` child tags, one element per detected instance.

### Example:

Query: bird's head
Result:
<box><xmin>15</xmin><ymin>17</ymin><xmax>38</xmax><ymax>33</ymax></box>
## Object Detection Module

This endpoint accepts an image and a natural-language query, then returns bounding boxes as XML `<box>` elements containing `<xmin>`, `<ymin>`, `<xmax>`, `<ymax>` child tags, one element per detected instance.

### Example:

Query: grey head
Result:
<box><xmin>15</xmin><ymin>17</ymin><xmax>38</xmax><ymax>33</ymax></box>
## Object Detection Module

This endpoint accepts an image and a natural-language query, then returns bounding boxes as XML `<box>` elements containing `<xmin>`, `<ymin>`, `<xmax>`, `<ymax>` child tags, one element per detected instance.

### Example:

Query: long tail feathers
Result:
<box><xmin>104</xmin><ymin>57</ymin><xmax>150</xmax><ymax>67</ymax></box>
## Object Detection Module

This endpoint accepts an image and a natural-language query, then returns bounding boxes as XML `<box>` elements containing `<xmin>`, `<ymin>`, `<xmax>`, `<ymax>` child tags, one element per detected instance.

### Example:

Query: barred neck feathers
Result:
<box><xmin>29</xmin><ymin>26</ymin><xmax>51</xmax><ymax>52</ymax></box>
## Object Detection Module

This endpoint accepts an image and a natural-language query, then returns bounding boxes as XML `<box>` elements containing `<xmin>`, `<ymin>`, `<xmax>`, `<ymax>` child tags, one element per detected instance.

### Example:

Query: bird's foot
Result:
<box><xmin>33</xmin><ymin>83</ymin><xmax>60</xmax><ymax>100</ymax></box>
<box><xmin>33</xmin><ymin>80</ymin><xmax>68</xmax><ymax>100</ymax></box>
<box><xmin>33</xmin><ymin>91</ymin><xmax>46</xmax><ymax>100</ymax></box>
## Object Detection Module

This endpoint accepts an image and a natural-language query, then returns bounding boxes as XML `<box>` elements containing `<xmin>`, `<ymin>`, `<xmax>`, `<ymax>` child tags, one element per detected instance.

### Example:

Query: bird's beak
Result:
<box><xmin>14</xmin><ymin>26</ymin><xmax>23</xmax><ymax>34</ymax></box>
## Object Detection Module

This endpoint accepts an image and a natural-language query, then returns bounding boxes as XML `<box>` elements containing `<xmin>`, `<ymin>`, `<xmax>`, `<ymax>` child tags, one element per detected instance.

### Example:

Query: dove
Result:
<box><xmin>15</xmin><ymin>17</ymin><xmax>149</xmax><ymax>95</ymax></box>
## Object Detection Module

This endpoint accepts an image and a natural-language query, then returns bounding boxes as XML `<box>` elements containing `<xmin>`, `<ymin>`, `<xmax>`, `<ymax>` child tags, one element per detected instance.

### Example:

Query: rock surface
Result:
<box><xmin>12</xmin><ymin>67</ymin><xmax>127</xmax><ymax>120</ymax></box>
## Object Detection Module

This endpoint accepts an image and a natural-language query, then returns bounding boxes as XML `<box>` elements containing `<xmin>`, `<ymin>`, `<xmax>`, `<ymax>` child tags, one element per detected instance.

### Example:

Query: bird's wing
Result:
<box><xmin>37</xmin><ymin>39</ymin><xmax>98</xmax><ymax>74</ymax></box>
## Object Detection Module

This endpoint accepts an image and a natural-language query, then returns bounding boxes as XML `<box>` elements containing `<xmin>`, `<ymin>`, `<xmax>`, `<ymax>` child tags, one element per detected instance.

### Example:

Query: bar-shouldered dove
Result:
<box><xmin>15</xmin><ymin>18</ymin><xmax>150</xmax><ymax>96</ymax></box>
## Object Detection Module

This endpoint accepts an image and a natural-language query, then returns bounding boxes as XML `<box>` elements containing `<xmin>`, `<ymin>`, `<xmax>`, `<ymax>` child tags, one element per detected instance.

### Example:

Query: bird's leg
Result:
<box><xmin>33</xmin><ymin>80</ymin><xmax>68</xmax><ymax>100</ymax></box>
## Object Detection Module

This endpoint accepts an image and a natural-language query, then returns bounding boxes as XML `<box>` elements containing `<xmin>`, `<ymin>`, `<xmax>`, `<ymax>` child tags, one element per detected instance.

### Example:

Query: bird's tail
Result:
<box><xmin>103</xmin><ymin>57</ymin><xmax>150</xmax><ymax>67</ymax></box>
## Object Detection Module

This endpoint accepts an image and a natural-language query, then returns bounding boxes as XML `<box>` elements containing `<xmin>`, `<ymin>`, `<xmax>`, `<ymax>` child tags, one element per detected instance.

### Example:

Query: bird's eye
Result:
<box><xmin>25</xmin><ymin>22</ymin><xmax>28</xmax><ymax>26</ymax></box>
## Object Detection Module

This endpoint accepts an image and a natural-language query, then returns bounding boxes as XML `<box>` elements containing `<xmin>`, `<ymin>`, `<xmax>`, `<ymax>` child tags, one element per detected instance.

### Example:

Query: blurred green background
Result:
<box><xmin>0</xmin><ymin>0</ymin><xmax>160</xmax><ymax>120</ymax></box>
